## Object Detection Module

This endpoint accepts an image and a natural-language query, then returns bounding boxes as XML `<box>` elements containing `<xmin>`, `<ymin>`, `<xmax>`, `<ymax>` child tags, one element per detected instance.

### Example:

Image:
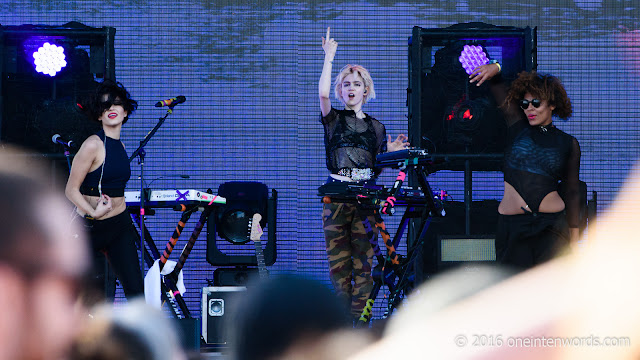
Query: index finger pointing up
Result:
<box><xmin>326</xmin><ymin>27</ymin><xmax>331</xmax><ymax>40</ymax></box>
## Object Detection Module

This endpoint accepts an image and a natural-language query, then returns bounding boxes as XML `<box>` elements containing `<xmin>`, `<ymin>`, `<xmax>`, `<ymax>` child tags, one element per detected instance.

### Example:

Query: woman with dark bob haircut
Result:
<box><xmin>472</xmin><ymin>67</ymin><xmax>581</xmax><ymax>269</ymax></box>
<box><xmin>65</xmin><ymin>80</ymin><xmax>144</xmax><ymax>301</ymax></box>
<box><xmin>82</xmin><ymin>80</ymin><xmax>138</xmax><ymax>125</ymax></box>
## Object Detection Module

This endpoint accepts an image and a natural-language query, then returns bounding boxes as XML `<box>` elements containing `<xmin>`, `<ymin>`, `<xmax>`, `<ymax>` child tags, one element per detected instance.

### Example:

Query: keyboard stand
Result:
<box><xmin>127</xmin><ymin>191</ymin><xmax>225</xmax><ymax>319</ymax></box>
<box><xmin>354</xmin><ymin>160</ymin><xmax>446</xmax><ymax>325</ymax></box>
<box><xmin>130</xmin><ymin>212</ymin><xmax>192</xmax><ymax>318</ymax></box>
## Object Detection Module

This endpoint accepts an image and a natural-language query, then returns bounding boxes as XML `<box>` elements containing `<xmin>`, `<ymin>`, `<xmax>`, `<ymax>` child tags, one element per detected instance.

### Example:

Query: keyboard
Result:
<box><xmin>320</xmin><ymin>184</ymin><xmax>429</xmax><ymax>204</ymax></box>
<box><xmin>125</xmin><ymin>189</ymin><xmax>226</xmax><ymax>207</ymax></box>
<box><xmin>376</xmin><ymin>148</ymin><xmax>430</xmax><ymax>163</ymax></box>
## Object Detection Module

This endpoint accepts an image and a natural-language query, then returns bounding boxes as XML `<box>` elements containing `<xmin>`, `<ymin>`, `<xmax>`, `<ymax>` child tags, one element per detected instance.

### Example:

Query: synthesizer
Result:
<box><xmin>125</xmin><ymin>189</ymin><xmax>226</xmax><ymax>208</ymax></box>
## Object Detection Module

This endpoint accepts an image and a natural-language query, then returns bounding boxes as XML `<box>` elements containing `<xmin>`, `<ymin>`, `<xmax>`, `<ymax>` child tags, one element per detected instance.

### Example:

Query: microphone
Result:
<box><xmin>155</xmin><ymin>96</ymin><xmax>186</xmax><ymax>107</ymax></box>
<box><xmin>52</xmin><ymin>134</ymin><xmax>74</xmax><ymax>148</ymax></box>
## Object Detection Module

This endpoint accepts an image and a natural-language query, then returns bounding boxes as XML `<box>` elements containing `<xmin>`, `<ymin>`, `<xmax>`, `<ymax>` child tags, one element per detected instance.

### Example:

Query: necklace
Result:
<box><xmin>539</xmin><ymin>123</ymin><xmax>553</xmax><ymax>133</ymax></box>
<box><xmin>344</xmin><ymin>105</ymin><xmax>365</xmax><ymax>119</ymax></box>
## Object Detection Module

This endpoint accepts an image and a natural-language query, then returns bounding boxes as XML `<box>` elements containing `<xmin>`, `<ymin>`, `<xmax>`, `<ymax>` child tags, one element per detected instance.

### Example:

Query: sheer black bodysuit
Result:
<box><xmin>503</xmin><ymin>119</ymin><xmax>581</xmax><ymax>228</ymax></box>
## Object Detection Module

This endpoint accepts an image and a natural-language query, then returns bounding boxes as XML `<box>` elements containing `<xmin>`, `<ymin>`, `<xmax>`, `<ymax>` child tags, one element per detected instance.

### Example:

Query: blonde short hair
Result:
<box><xmin>333</xmin><ymin>64</ymin><xmax>376</xmax><ymax>104</ymax></box>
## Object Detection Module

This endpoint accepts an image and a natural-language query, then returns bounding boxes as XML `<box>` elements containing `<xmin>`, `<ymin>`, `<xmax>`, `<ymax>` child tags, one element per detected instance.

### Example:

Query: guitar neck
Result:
<box><xmin>249</xmin><ymin>214</ymin><xmax>268</xmax><ymax>279</ymax></box>
<box><xmin>253</xmin><ymin>240</ymin><xmax>268</xmax><ymax>279</ymax></box>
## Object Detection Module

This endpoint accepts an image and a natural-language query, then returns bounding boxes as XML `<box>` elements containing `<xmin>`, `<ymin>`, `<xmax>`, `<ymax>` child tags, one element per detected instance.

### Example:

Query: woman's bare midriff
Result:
<box><xmin>79</xmin><ymin>195</ymin><xmax>127</xmax><ymax>220</ymax></box>
<box><xmin>498</xmin><ymin>182</ymin><xmax>565</xmax><ymax>215</ymax></box>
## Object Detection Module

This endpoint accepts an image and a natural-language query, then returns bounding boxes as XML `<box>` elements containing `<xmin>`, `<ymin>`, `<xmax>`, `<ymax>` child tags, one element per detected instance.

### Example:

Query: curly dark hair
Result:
<box><xmin>81</xmin><ymin>80</ymin><xmax>138</xmax><ymax>124</ymax></box>
<box><xmin>504</xmin><ymin>71</ymin><xmax>572</xmax><ymax>120</ymax></box>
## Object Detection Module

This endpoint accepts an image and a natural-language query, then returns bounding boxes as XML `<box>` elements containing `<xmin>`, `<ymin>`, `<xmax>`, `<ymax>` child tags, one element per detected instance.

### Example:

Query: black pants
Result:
<box><xmin>85</xmin><ymin>211</ymin><xmax>144</xmax><ymax>300</ymax></box>
<box><xmin>495</xmin><ymin>211</ymin><xmax>569</xmax><ymax>270</ymax></box>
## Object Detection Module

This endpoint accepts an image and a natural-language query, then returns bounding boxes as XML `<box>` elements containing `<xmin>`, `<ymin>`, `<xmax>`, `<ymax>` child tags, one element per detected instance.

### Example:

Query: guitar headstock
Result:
<box><xmin>249</xmin><ymin>213</ymin><xmax>263</xmax><ymax>241</ymax></box>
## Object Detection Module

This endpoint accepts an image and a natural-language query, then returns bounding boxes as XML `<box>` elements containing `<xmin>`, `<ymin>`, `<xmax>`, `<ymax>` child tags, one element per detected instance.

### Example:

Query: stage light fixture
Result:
<box><xmin>207</xmin><ymin>181</ymin><xmax>277</xmax><ymax>270</ymax></box>
<box><xmin>458</xmin><ymin>44</ymin><xmax>489</xmax><ymax>75</ymax></box>
<box><xmin>216</xmin><ymin>182</ymin><xmax>268</xmax><ymax>245</ymax></box>
<box><xmin>1</xmin><ymin>23</ymin><xmax>115</xmax><ymax>155</ymax></box>
<box><xmin>32</xmin><ymin>42</ymin><xmax>67</xmax><ymax>76</ymax></box>
<box><xmin>219</xmin><ymin>209</ymin><xmax>253</xmax><ymax>244</ymax></box>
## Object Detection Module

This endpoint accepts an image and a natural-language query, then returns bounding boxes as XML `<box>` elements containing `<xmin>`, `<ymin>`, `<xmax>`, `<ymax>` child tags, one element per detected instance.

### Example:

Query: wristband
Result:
<box><xmin>490</xmin><ymin>59</ymin><xmax>501</xmax><ymax>72</ymax></box>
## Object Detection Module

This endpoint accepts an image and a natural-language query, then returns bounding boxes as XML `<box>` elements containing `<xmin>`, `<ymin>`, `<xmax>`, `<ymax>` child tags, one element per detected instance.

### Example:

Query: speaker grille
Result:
<box><xmin>440</xmin><ymin>236</ymin><xmax>496</xmax><ymax>262</ymax></box>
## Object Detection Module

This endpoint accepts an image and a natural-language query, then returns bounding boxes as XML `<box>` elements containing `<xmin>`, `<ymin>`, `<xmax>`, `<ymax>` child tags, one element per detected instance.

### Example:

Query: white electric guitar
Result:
<box><xmin>249</xmin><ymin>213</ymin><xmax>268</xmax><ymax>279</ymax></box>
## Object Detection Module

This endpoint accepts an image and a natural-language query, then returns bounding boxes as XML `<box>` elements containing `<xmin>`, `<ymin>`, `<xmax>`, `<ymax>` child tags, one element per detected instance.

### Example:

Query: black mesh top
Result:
<box><xmin>503</xmin><ymin>119</ymin><xmax>581</xmax><ymax>227</ymax></box>
<box><xmin>321</xmin><ymin>107</ymin><xmax>387</xmax><ymax>176</ymax></box>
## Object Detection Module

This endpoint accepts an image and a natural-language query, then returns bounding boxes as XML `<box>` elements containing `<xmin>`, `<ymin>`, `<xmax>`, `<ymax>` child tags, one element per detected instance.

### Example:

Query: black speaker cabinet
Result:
<box><xmin>415</xmin><ymin>200</ymin><xmax>499</xmax><ymax>283</ymax></box>
<box><xmin>201</xmin><ymin>286</ymin><xmax>246</xmax><ymax>345</ymax></box>
<box><xmin>408</xmin><ymin>22</ymin><xmax>537</xmax><ymax>171</ymax></box>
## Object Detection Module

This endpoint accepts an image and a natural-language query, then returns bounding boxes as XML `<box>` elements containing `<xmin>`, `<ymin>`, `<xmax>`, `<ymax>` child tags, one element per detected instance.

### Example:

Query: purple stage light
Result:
<box><xmin>32</xmin><ymin>42</ymin><xmax>67</xmax><ymax>76</ymax></box>
<box><xmin>458</xmin><ymin>44</ymin><xmax>489</xmax><ymax>75</ymax></box>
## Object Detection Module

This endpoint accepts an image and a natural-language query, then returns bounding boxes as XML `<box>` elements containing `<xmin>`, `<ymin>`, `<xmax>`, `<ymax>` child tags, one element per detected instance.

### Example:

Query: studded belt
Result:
<box><xmin>337</xmin><ymin>168</ymin><xmax>373</xmax><ymax>181</ymax></box>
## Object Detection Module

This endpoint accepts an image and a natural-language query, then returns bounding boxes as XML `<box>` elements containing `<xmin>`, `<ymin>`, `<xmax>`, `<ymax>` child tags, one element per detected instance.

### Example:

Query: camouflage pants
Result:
<box><xmin>323</xmin><ymin>201</ymin><xmax>378</xmax><ymax>318</ymax></box>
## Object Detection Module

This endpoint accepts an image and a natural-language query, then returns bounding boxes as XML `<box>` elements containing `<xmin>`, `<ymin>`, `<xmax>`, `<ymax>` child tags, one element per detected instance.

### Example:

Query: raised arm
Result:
<box><xmin>469</xmin><ymin>62</ymin><xmax>501</xmax><ymax>87</ymax></box>
<box><xmin>470</xmin><ymin>63</ymin><xmax>523</xmax><ymax>127</ymax></box>
<box><xmin>319</xmin><ymin>27</ymin><xmax>337</xmax><ymax>117</ymax></box>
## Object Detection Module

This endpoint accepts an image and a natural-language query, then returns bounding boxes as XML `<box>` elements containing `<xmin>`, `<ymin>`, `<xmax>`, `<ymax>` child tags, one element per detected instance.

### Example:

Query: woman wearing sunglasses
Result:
<box><xmin>65</xmin><ymin>80</ymin><xmax>145</xmax><ymax>302</ymax></box>
<box><xmin>471</xmin><ymin>69</ymin><xmax>581</xmax><ymax>269</ymax></box>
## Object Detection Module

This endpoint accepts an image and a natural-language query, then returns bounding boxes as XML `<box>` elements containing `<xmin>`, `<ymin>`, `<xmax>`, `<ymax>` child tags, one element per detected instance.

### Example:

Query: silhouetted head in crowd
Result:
<box><xmin>228</xmin><ymin>275</ymin><xmax>352</xmax><ymax>360</ymax></box>
<box><xmin>0</xmin><ymin>145</ymin><xmax>90</xmax><ymax>360</ymax></box>
<box><xmin>69</xmin><ymin>299</ymin><xmax>187</xmax><ymax>360</ymax></box>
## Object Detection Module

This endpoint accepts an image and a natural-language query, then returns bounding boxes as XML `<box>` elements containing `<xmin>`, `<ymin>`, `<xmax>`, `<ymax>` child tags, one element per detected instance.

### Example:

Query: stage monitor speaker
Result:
<box><xmin>201</xmin><ymin>286</ymin><xmax>246</xmax><ymax>345</ymax></box>
<box><xmin>415</xmin><ymin>200</ymin><xmax>499</xmax><ymax>283</ymax></box>
<box><xmin>408</xmin><ymin>22</ymin><xmax>537</xmax><ymax>171</ymax></box>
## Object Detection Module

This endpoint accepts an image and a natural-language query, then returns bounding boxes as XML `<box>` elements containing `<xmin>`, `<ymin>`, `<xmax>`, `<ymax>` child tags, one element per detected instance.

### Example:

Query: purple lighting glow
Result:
<box><xmin>32</xmin><ymin>42</ymin><xmax>67</xmax><ymax>76</ymax></box>
<box><xmin>458</xmin><ymin>45</ymin><xmax>489</xmax><ymax>75</ymax></box>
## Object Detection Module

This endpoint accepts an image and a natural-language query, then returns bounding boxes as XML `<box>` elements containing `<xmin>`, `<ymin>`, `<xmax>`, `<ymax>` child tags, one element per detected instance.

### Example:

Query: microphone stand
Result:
<box><xmin>129</xmin><ymin>105</ymin><xmax>177</xmax><ymax>276</ymax></box>
<box><xmin>62</xmin><ymin>144</ymin><xmax>73</xmax><ymax>173</ymax></box>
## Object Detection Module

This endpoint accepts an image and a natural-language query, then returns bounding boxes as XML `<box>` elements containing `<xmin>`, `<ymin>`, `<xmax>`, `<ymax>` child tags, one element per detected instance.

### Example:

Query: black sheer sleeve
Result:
<box><xmin>372</xmin><ymin>119</ymin><xmax>388</xmax><ymax>176</ymax></box>
<box><xmin>321</xmin><ymin>107</ymin><xmax>339</xmax><ymax>144</ymax></box>
<box><xmin>563</xmin><ymin>137</ymin><xmax>581</xmax><ymax>228</ymax></box>
<box><xmin>377</xmin><ymin>124</ymin><xmax>388</xmax><ymax>155</ymax></box>
<box><xmin>320</xmin><ymin>107</ymin><xmax>338</xmax><ymax>126</ymax></box>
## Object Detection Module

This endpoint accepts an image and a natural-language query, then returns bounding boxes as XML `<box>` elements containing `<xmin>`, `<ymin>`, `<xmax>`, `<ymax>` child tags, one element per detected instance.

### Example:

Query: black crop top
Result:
<box><xmin>80</xmin><ymin>130</ymin><xmax>131</xmax><ymax>197</ymax></box>
<box><xmin>503</xmin><ymin>119</ymin><xmax>581</xmax><ymax>227</ymax></box>
<box><xmin>321</xmin><ymin>107</ymin><xmax>387</xmax><ymax>176</ymax></box>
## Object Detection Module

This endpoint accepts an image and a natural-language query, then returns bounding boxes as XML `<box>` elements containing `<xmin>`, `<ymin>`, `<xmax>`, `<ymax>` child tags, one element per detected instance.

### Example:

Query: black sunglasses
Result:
<box><xmin>519</xmin><ymin>99</ymin><xmax>542</xmax><ymax>110</ymax></box>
